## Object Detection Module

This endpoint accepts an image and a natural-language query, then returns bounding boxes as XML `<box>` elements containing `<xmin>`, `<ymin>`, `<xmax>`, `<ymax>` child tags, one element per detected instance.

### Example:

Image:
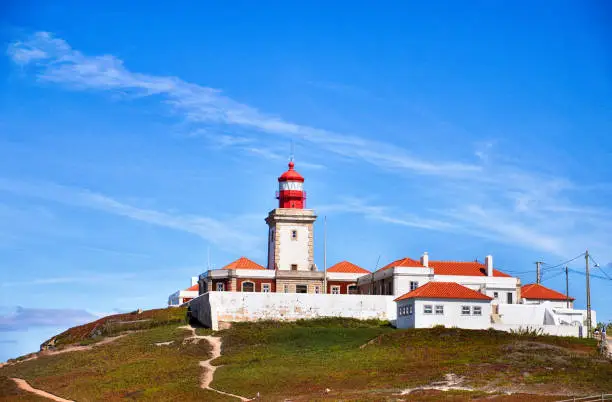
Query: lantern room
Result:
<box><xmin>277</xmin><ymin>161</ymin><xmax>306</xmax><ymax>208</ymax></box>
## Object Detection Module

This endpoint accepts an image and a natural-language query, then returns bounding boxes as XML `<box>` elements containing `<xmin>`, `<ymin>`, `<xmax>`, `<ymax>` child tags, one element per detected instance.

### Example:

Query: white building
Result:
<box><xmin>395</xmin><ymin>282</ymin><xmax>493</xmax><ymax>329</ymax></box>
<box><xmin>357</xmin><ymin>253</ymin><xmax>520</xmax><ymax>305</ymax></box>
<box><xmin>520</xmin><ymin>283</ymin><xmax>574</xmax><ymax>309</ymax></box>
<box><xmin>168</xmin><ymin>277</ymin><xmax>199</xmax><ymax>306</ymax></box>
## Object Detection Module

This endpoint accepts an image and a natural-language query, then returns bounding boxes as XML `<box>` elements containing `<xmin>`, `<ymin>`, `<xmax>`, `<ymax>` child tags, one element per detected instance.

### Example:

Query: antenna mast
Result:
<box><xmin>323</xmin><ymin>216</ymin><xmax>327</xmax><ymax>294</ymax></box>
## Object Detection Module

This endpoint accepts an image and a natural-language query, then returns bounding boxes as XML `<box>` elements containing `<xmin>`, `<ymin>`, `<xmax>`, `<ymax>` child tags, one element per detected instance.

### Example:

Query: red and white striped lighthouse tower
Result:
<box><xmin>277</xmin><ymin>161</ymin><xmax>306</xmax><ymax>209</ymax></box>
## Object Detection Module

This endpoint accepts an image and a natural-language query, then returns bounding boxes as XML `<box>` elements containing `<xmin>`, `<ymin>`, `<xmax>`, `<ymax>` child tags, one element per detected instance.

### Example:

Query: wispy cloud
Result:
<box><xmin>0</xmin><ymin>177</ymin><xmax>261</xmax><ymax>256</ymax></box>
<box><xmin>7</xmin><ymin>32</ymin><xmax>479</xmax><ymax>177</ymax></box>
<box><xmin>1</xmin><ymin>272</ymin><xmax>138</xmax><ymax>288</ymax></box>
<box><xmin>319</xmin><ymin>197</ymin><xmax>453</xmax><ymax>231</ymax></box>
<box><xmin>6</xmin><ymin>31</ymin><xmax>612</xmax><ymax>261</ymax></box>
<box><xmin>0</xmin><ymin>306</ymin><xmax>97</xmax><ymax>331</ymax></box>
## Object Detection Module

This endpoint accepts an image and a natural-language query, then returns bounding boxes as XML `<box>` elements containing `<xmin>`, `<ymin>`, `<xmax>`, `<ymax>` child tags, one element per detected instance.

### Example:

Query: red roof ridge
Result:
<box><xmin>327</xmin><ymin>261</ymin><xmax>370</xmax><ymax>274</ymax></box>
<box><xmin>394</xmin><ymin>281</ymin><xmax>493</xmax><ymax>302</ymax></box>
<box><xmin>221</xmin><ymin>256</ymin><xmax>266</xmax><ymax>270</ymax></box>
<box><xmin>428</xmin><ymin>260</ymin><xmax>511</xmax><ymax>278</ymax></box>
<box><xmin>185</xmin><ymin>284</ymin><xmax>199</xmax><ymax>291</ymax></box>
<box><xmin>378</xmin><ymin>257</ymin><xmax>424</xmax><ymax>272</ymax></box>
<box><xmin>521</xmin><ymin>283</ymin><xmax>574</xmax><ymax>301</ymax></box>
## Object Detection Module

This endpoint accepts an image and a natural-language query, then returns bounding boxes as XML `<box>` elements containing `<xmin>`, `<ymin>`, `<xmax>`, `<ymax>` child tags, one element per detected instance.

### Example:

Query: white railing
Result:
<box><xmin>556</xmin><ymin>394</ymin><xmax>612</xmax><ymax>401</ymax></box>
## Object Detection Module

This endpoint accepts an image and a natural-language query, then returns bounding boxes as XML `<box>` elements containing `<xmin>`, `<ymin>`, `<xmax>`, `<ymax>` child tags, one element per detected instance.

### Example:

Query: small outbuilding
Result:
<box><xmin>395</xmin><ymin>281</ymin><xmax>493</xmax><ymax>329</ymax></box>
<box><xmin>520</xmin><ymin>283</ymin><xmax>574</xmax><ymax>309</ymax></box>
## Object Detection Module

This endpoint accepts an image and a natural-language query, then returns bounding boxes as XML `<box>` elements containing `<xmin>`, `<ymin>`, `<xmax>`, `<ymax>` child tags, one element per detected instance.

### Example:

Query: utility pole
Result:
<box><xmin>323</xmin><ymin>216</ymin><xmax>327</xmax><ymax>294</ymax></box>
<box><xmin>565</xmin><ymin>266</ymin><xmax>570</xmax><ymax>309</ymax></box>
<box><xmin>535</xmin><ymin>261</ymin><xmax>543</xmax><ymax>284</ymax></box>
<box><xmin>585</xmin><ymin>250</ymin><xmax>592</xmax><ymax>338</ymax></box>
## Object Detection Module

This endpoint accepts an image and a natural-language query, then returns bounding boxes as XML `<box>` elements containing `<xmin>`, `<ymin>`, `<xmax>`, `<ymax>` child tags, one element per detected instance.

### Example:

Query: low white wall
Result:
<box><xmin>190</xmin><ymin>292</ymin><xmax>215</xmax><ymax>329</ymax></box>
<box><xmin>498</xmin><ymin>303</ymin><xmax>548</xmax><ymax>325</ymax></box>
<box><xmin>190</xmin><ymin>292</ymin><xmax>396</xmax><ymax>330</ymax></box>
<box><xmin>491</xmin><ymin>323</ymin><xmax>581</xmax><ymax>337</ymax></box>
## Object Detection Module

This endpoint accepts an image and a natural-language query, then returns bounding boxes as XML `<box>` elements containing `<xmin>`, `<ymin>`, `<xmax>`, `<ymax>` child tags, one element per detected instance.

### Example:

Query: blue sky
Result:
<box><xmin>1</xmin><ymin>1</ymin><xmax>611</xmax><ymax>362</ymax></box>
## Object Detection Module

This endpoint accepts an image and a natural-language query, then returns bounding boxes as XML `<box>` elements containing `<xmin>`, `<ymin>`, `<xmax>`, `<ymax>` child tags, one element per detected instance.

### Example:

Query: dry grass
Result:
<box><xmin>1</xmin><ymin>313</ymin><xmax>609</xmax><ymax>401</ymax></box>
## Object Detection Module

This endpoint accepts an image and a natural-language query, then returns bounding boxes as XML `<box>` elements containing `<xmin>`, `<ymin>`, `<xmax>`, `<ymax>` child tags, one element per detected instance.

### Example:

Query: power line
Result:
<box><xmin>589</xmin><ymin>254</ymin><xmax>612</xmax><ymax>281</ymax></box>
<box><xmin>541</xmin><ymin>252</ymin><xmax>586</xmax><ymax>270</ymax></box>
<box><xmin>541</xmin><ymin>270</ymin><xmax>565</xmax><ymax>283</ymax></box>
<box><xmin>568</xmin><ymin>268</ymin><xmax>612</xmax><ymax>282</ymax></box>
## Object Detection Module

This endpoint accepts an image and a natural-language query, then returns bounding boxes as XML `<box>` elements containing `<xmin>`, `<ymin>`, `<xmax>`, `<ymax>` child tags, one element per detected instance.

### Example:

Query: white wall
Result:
<box><xmin>491</xmin><ymin>324</ymin><xmax>581</xmax><ymax>337</ymax></box>
<box><xmin>523</xmin><ymin>299</ymin><xmax>572</xmax><ymax>309</ymax></box>
<box><xmin>393</xmin><ymin>270</ymin><xmax>433</xmax><ymax>296</ymax></box>
<box><xmin>498</xmin><ymin>303</ymin><xmax>596</xmax><ymax>327</ymax></box>
<box><xmin>414</xmin><ymin>299</ymin><xmax>492</xmax><ymax>329</ymax></box>
<box><xmin>396</xmin><ymin>300</ymin><xmax>416</xmax><ymax>329</ymax></box>
<box><xmin>189</xmin><ymin>292</ymin><xmax>396</xmax><ymax>330</ymax></box>
<box><xmin>277</xmin><ymin>223</ymin><xmax>310</xmax><ymax>271</ymax></box>
<box><xmin>498</xmin><ymin>303</ymin><xmax>548</xmax><ymax>325</ymax></box>
<box><xmin>434</xmin><ymin>275</ymin><xmax>518</xmax><ymax>304</ymax></box>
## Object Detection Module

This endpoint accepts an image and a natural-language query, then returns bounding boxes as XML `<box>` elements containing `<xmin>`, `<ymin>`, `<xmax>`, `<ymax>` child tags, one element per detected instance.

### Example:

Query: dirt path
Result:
<box><xmin>178</xmin><ymin>325</ymin><xmax>251</xmax><ymax>401</ymax></box>
<box><xmin>11</xmin><ymin>378</ymin><xmax>74</xmax><ymax>402</ymax></box>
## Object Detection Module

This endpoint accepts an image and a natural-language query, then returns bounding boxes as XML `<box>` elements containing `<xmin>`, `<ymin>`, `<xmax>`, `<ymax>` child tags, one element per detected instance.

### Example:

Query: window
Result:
<box><xmin>493</xmin><ymin>292</ymin><xmax>499</xmax><ymax>298</ymax></box>
<box><xmin>423</xmin><ymin>305</ymin><xmax>433</xmax><ymax>314</ymax></box>
<box><xmin>242</xmin><ymin>282</ymin><xmax>254</xmax><ymax>292</ymax></box>
<box><xmin>314</xmin><ymin>285</ymin><xmax>320</xmax><ymax>294</ymax></box>
<box><xmin>216</xmin><ymin>282</ymin><xmax>224</xmax><ymax>292</ymax></box>
<box><xmin>348</xmin><ymin>285</ymin><xmax>358</xmax><ymax>295</ymax></box>
<box><xmin>410</xmin><ymin>281</ymin><xmax>419</xmax><ymax>291</ymax></box>
<box><xmin>473</xmin><ymin>306</ymin><xmax>482</xmax><ymax>316</ymax></box>
<box><xmin>408</xmin><ymin>304</ymin><xmax>414</xmax><ymax>315</ymax></box>
<box><xmin>296</xmin><ymin>284</ymin><xmax>308</xmax><ymax>293</ymax></box>
<box><xmin>435</xmin><ymin>305</ymin><xmax>444</xmax><ymax>315</ymax></box>
<box><xmin>291</xmin><ymin>264</ymin><xmax>298</xmax><ymax>271</ymax></box>
<box><xmin>284</xmin><ymin>284</ymin><xmax>290</xmax><ymax>293</ymax></box>
<box><xmin>507</xmin><ymin>292</ymin><xmax>513</xmax><ymax>304</ymax></box>
<box><xmin>399</xmin><ymin>306</ymin><xmax>404</xmax><ymax>316</ymax></box>
<box><xmin>461</xmin><ymin>306</ymin><xmax>471</xmax><ymax>315</ymax></box>
<box><xmin>331</xmin><ymin>286</ymin><xmax>340</xmax><ymax>295</ymax></box>
<box><xmin>291</xmin><ymin>230</ymin><xmax>298</xmax><ymax>240</ymax></box>
<box><xmin>262</xmin><ymin>283</ymin><xmax>270</xmax><ymax>293</ymax></box>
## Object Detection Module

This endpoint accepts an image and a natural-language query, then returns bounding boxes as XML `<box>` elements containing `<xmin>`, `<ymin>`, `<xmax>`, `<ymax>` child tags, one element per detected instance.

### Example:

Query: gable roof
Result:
<box><xmin>521</xmin><ymin>283</ymin><xmax>574</xmax><ymax>301</ymax></box>
<box><xmin>429</xmin><ymin>261</ymin><xmax>511</xmax><ymax>278</ymax></box>
<box><xmin>220</xmin><ymin>257</ymin><xmax>266</xmax><ymax>270</ymax></box>
<box><xmin>394</xmin><ymin>281</ymin><xmax>493</xmax><ymax>302</ymax></box>
<box><xmin>327</xmin><ymin>261</ymin><xmax>370</xmax><ymax>274</ymax></box>
<box><xmin>185</xmin><ymin>284</ymin><xmax>199</xmax><ymax>292</ymax></box>
<box><xmin>378</xmin><ymin>257</ymin><xmax>424</xmax><ymax>272</ymax></box>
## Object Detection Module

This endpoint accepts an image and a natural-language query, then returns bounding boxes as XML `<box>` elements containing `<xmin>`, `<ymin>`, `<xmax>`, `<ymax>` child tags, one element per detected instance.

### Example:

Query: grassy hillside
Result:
<box><xmin>1</xmin><ymin>310</ymin><xmax>610</xmax><ymax>401</ymax></box>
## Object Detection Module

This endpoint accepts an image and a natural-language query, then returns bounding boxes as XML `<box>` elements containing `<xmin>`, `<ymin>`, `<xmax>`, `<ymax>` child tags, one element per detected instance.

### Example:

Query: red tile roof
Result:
<box><xmin>521</xmin><ymin>283</ymin><xmax>574</xmax><ymax>301</ymax></box>
<box><xmin>377</xmin><ymin>257</ymin><xmax>511</xmax><ymax>278</ymax></box>
<box><xmin>429</xmin><ymin>261</ymin><xmax>511</xmax><ymax>278</ymax></box>
<box><xmin>378</xmin><ymin>257</ymin><xmax>424</xmax><ymax>272</ymax></box>
<box><xmin>221</xmin><ymin>257</ymin><xmax>266</xmax><ymax>270</ymax></box>
<box><xmin>327</xmin><ymin>261</ymin><xmax>370</xmax><ymax>274</ymax></box>
<box><xmin>394</xmin><ymin>281</ymin><xmax>493</xmax><ymax>302</ymax></box>
<box><xmin>185</xmin><ymin>284</ymin><xmax>199</xmax><ymax>291</ymax></box>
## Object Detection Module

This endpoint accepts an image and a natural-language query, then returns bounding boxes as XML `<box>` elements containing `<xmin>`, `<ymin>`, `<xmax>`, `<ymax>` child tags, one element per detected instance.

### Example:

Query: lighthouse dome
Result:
<box><xmin>278</xmin><ymin>161</ymin><xmax>304</xmax><ymax>183</ymax></box>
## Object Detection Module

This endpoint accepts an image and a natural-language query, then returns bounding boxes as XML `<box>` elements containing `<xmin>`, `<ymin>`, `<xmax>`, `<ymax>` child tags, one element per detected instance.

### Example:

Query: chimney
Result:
<box><xmin>420</xmin><ymin>252</ymin><xmax>429</xmax><ymax>267</ymax></box>
<box><xmin>485</xmin><ymin>255</ymin><xmax>493</xmax><ymax>276</ymax></box>
<box><xmin>191</xmin><ymin>276</ymin><xmax>198</xmax><ymax>286</ymax></box>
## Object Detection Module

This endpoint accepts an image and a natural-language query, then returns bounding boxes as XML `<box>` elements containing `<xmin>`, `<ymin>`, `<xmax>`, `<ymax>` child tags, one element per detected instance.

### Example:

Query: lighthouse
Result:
<box><xmin>277</xmin><ymin>161</ymin><xmax>305</xmax><ymax>208</ymax></box>
<box><xmin>266</xmin><ymin>161</ymin><xmax>322</xmax><ymax>293</ymax></box>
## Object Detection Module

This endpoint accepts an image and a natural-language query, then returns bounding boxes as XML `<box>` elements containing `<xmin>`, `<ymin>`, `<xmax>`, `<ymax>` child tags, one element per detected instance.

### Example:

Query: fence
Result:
<box><xmin>556</xmin><ymin>394</ymin><xmax>612</xmax><ymax>401</ymax></box>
